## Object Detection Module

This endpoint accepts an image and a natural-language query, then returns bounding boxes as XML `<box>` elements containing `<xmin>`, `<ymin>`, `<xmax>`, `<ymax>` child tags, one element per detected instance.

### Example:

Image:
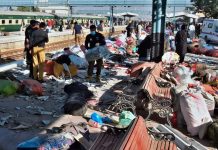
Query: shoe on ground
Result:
<box><xmin>86</xmin><ymin>76</ymin><xmax>95</xmax><ymax>83</ymax></box>
<box><xmin>96</xmin><ymin>76</ymin><xmax>101</xmax><ymax>83</ymax></box>
<box><xmin>37</xmin><ymin>80</ymin><xmax>45</xmax><ymax>83</ymax></box>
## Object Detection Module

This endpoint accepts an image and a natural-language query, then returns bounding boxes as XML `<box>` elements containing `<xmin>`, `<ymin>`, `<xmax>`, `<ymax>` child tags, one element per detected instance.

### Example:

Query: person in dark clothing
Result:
<box><xmin>137</xmin><ymin>35</ymin><xmax>152</xmax><ymax>61</ymax></box>
<box><xmin>85</xmin><ymin>25</ymin><xmax>106</xmax><ymax>82</ymax></box>
<box><xmin>30</xmin><ymin>22</ymin><xmax>49</xmax><ymax>82</ymax></box>
<box><xmin>175</xmin><ymin>24</ymin><xmax>187</xmax><ymax>63</ymax></box>
<box><xmin>126</xmin><ymin>21</ymin><xmax>134</xmax><ymax>37</ymax></box>
<box><xmin>59</xmin><ymin>19</ymin><xmax>63</xmax><ymax>32</ymax></box>
<box><xmin>195</xmin><ymin>24</ymin><xmax>201</xmax><ymax>38</ymax></box>
<box><xmin>24</xmin><ymin>20</ymin><xmax>39</xmax><ymax>78</ymax></box>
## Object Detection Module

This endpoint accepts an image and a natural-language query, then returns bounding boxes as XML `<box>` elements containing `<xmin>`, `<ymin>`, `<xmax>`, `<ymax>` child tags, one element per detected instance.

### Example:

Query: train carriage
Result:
<box><xmin>0</xmin><ymin>11</ymin><xmax>54</xmax><ymax>32</ymax></box>
<box><xmin>0</xmin><ymin>11</ymin><xmax>108</xmax><ymax>33</ymax></box>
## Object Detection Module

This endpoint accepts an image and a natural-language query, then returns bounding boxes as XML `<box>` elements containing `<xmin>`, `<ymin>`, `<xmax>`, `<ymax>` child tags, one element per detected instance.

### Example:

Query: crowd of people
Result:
<box><xmin>24</xmin><ymin>18</ymin><xmax>204</xmax><ymax>83</ymax></box>
<box><xmin>25</xmin><ymin>19</ymin><xmax>107</xmax><ymax>83</ymax></box>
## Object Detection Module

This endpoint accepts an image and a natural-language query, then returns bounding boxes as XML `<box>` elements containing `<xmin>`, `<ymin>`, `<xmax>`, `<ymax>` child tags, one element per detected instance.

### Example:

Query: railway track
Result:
<box><xmin>0</xmin><ymin>29</ymin><xmax>123</xmax><ymax>63</ymax></box>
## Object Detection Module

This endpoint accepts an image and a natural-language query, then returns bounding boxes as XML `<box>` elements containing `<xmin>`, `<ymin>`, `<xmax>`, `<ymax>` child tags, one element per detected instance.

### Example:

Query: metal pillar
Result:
<box><xmin>110</xmin><ymin>6</ymin><xmax>115</xmax><ymax>33</ymax></box>
<box><xmin>151</xmin><ymin>0</ymin><xmax>167</xmax><ymax>62</ymax></box>
<box><xmin>160</xmin><ymin>0</ymin><xmax>167</xmax><ymax>58</ymax></box>
<box><xmin>173</xmin><ymin>5</ymin><xmax>176</xmax><ymax>24</ymax></box>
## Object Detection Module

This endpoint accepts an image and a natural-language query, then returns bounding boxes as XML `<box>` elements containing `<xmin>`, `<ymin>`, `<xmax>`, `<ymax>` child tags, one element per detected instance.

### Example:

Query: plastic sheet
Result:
<box><xmin>68</xmin><ymin>54</ymin><xmax>88</xmax><ymax>69</ymax></box>
<box><xmin>85</xmin><ymin>46</ymin><xmax>111</xmax><ymax>61</ymax></box>
<box><xmin>0</xmin><ymin>80</ymin><xmax>18</xmax><ymax>96</ymax></box>
<box><xmin>119</xmin><ymin>111</ymin><xmax>135</xmax><ymax>127</ymax></box>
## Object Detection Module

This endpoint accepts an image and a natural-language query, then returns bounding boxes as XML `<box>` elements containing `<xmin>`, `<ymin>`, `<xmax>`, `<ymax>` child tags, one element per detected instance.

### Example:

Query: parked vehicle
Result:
<box><xmin>200</xmin><ymin>19</ymin><xmax>218</xmax><ymax>44</ymax></box>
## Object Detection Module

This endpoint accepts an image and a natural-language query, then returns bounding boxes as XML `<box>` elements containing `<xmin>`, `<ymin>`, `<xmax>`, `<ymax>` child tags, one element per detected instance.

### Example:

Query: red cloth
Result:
<box><xmin>205</xmin><ymin>50</ymin><xmax>218</xmax><ymax>58</ymax></box>
<box><xmin>202</xmin><ymin>84</ymin><xmax>217</xmax><ymax>95</ymax></box>
<box><xmin>129</xmin><ymin>62</ymin><xmax>155</xmax><ymax>78</ymax></box>
<box><xmin>21</xmin><ymin>79</ymin><xmax>43</xmax><ymax>96</ymax></box>
<box><xmin>44</xmin><ymin>60</ymin><xmax>55</xmax><ymax>75</ymax></box>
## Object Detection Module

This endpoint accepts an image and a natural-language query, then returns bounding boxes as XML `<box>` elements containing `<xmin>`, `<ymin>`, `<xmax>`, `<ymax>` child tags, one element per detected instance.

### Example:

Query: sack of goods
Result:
<box><xmin>173</xmin><ymin>65</ymin><xmax>196</xmax><ymax>85</ymax></box>
<box><xmin>0</xmin><ymin>79</ymin><xmax>19</xmax><ymax>96</ymax></box>
<box><xmin>21</xmin><ymin>79</ymin><xmax>43</xmax><ymax>96</ymax></box>
<box><xmin>179</xmin><ymin>90</ymin><xmax>213</xmax><ymax>138</ymax></box>
<box><xmin>85</xmin><ymin>46</ymin><xmax>111</xmax><ymax>61</ymax></box>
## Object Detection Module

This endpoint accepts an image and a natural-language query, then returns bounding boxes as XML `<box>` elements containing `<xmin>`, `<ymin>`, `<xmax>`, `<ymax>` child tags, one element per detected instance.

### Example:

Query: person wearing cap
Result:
<box><xmin>85</xmin><ymin>25</ymin><xmax>106</xmax><ymax>82</ymax></box>
<box><xmin>24</xmin><ymin>20</ymin><xmax>39</xmax><ymax>78</ymax></box>
<box><xmin>30</xmin><ymin>22</ymin><xmax>49</xmax><ymax>82</ymax></box>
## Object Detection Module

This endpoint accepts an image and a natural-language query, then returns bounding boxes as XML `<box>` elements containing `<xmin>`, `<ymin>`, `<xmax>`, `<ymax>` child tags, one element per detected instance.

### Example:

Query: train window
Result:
<box><xmin>215</xmin><ymin>26</ymin><xmax>218</xmax><ymax>33</ymax></box>
<box><xmin>16</xmin><ymin>20</ymin><xmax>19</xmax><ymax>24</ymax></box>
<box><xmin>9</xmin><ymin>20</ymin><xmax>12</xmax><ymax>24</ymax></box>
<box><xmin>2</xmin><ymin>20</ymin><xmax>5</xmax><ymax>24</ymax></box>
<box><xmin>208</xmin><ymin>23</ymin><xmax>213</xmax><ymax>28</ymax></box>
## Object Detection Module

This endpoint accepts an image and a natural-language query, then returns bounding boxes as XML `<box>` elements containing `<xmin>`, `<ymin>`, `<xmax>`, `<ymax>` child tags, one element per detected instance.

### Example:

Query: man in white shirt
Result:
<box><xmin>189</xmin><ymin>23</ymin><xmax>195</xmax><ymax>40</ymax></box>
<box><xmin>137</xmin><ymin>22</ymin><xmax>142</xmax><ymax>39</ymax></box>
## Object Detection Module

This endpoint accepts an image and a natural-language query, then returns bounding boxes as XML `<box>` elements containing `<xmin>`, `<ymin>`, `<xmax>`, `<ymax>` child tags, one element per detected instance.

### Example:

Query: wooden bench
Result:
<box><xmin>137</xmin><ymin>63</ymin><xmax>173</xmax><ymax>125</ymax></box>
<box><xmin>89</xmin><ymin>116</ymin><xmax>177</xmax><ymax>150</ymax></box>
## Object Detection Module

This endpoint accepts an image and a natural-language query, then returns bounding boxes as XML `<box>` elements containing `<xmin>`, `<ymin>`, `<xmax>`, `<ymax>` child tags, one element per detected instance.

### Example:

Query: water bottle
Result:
<box><xmin>91</xmin><ymin>112</ymin><xmax>103</xmax><ymax>124</ymax></box>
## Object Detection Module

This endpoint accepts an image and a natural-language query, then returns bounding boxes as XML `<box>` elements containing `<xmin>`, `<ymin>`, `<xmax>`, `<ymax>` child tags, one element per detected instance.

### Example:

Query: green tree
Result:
<box><xmin>192</xmin><ymin>0</ymin><xmax>218</xmax><ymax>18</ymax></box>
<box><xmin>17</xmin><ymin>6</ymin><xmax>31</xmax><ymax>12</ymax></box>
<box><xmin>17</xmin><ymin>6</ymin><xmax>40</xmax><ymax>12</ymax></box>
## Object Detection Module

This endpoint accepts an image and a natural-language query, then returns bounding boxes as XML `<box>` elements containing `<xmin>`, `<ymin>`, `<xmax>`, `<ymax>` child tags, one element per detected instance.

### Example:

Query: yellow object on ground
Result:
<box><xmin>53</xmin><ymin>62</ymin><xmax>77</xmax><ymax>78</ymax></box>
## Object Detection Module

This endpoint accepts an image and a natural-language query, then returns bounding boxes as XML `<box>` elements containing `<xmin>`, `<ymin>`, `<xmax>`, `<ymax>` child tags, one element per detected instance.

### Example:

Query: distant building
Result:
<box><xmin>39</xmin><ymin>6</ymin><xmax>69</xmax><ymax>15</ymax></box>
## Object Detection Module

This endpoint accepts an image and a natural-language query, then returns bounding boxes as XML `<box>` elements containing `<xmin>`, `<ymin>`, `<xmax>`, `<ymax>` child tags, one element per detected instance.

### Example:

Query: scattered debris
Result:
<box><xmin>37</xmin><ymin>96</ymin><xmax>49</xmax><ymax>101</ymax></box>
<box><xmin>0</xmin><ymin>115</ymin><xmax>12</xmax><ymax>126</ymax></box>
<box><xmin>42</xmin><ymin>120</ymin><xmax>51</xmax><ymax>126</ymax></box>
<box><xmin>15</xmin><ymin>107</ymin><xmax>21</xmax><ymax>110</ymax></box>
<box><xmin>39</xmin><ymin>111</ymin><xmax>53</xmax><ymax>115</ymax></box>
<box><xmin>11</xmin><ymin>124</ymin><xmax>30</xmax><ymax>130</ymax></box>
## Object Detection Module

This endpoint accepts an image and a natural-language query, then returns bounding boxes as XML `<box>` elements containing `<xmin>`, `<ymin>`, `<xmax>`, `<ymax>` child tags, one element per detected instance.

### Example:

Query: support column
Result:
<box><xmin>160</xmin><ymin>0</ymin><xmax>167</xmax><ymax>59</ymax></box>
<box><xmin>110</xmin><ymin>6</ymin><xmax>115</xmax><ymax>33</ymax></box>
<box><xmin>151</xmin><ymin>0</ymin><xmax>167</xmax><ymax>62</ymax></box>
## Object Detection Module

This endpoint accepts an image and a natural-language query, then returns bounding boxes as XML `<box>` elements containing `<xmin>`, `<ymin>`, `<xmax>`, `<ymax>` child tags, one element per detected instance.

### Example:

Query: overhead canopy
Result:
<box><xmin>118</xmin><ymin>12</ymin><xmax>139</xmax><ymax>18</ymax></box>
<box><xmin>166</xmin><ymin>12</ymin><xmax>199</xmax><ymax>19</ymax></box>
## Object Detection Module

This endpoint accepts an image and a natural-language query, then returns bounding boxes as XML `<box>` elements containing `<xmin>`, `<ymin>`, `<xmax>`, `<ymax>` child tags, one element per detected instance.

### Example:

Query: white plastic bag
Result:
<box><xmin>70</xmin><ymin>46</ymin><xmax>86</xmax><ymax>58</ymax></box>
<box><xmin>162</xmin><ymin>52</ymin><xmax>180</xmax><ymax>64</ymax></box>
<box><xmin>180</xmin><ymin>90</ymin><xmax>213</xmax><ymax>137</ymax></box>
<box><xmin>173</xmin><ymin>65</ymin><xmax>196</xmax><ymax>85</ymax></box>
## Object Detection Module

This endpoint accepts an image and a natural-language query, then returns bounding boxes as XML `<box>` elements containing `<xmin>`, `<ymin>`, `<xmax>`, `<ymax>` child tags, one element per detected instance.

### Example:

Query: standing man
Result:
<box><xmin>30</xmin><ymin>22</ymin><xmax>49</xmax><ymax>82</ymax></box>
<box><xmin>73</xmin><ymin>22</ymin><xmax>83</xmax><ymax>46</ymax></box>
<box><xmin>126</xmin><ymin>21</ymin><xmax>134</xmax><ymax>37</ymax></box>
<box><xmin>97</xmin><ymin>20</ymin><xmax>104</xmax><ymax>34</ymax></box>
<box><xmin>189</xmin><ymin>23</ymin><xmax>195</xmax><ymax>40</ymax></box>
<box><xmin>24</xmin><ymin>20</ymin><xmax>39</xmax><ymax>78</ymax></box>
<box><xmin>136</xmin><ymin>22</ymin><xmax>142</xmax><ymax>40</ymax></box>
<box><xmin>85</xmin><ymin>25</ymin><xmax>106</xmax><ymax>82</ymax></box>
<box><xmin>175</xmin><ymin>24</ymin><xmax>187</xmax><ymax>63</ymax></box>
